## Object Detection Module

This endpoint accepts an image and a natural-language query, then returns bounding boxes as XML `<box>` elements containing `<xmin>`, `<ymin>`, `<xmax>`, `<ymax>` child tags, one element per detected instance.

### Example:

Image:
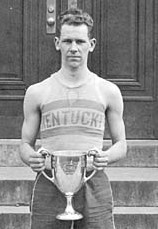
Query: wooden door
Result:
<box><xmin>78</xmin><ymin>0</ymin><xmax>158</xmax><ymax>139</ymax></box>
<box><xmin>0</xmin><ymin>0</ymin><xmax>69</xmax><ymax>138</ymax></box>
<box><xmin>0</xmin><ymin>0</ymin><xmax>157</xmax><ymax>139</ymax></box>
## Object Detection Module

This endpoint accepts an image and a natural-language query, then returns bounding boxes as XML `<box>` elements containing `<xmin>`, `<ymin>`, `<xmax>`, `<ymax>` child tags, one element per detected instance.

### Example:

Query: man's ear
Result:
<box><xmin>54</xmin><ymin>37</ymin><xmax>60</xmax><ymax>51</ymax></box>
<box><xmin>89</xmin><ymin>38</ymin><xmax>96</xmax><ymax>52</ymax></box>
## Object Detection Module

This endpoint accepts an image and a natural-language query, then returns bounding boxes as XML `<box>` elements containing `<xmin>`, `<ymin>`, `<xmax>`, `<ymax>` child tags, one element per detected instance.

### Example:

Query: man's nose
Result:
<box><xmin>70</xmin><ymin>41</ymin><xmax>78</xmax><ymax>52</ymax></box>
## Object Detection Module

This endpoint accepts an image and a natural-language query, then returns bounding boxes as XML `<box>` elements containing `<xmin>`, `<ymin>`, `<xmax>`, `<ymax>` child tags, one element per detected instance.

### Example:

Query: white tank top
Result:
<box><xmin>40</xmin><ymin>73</ymin><xmax>106</xmax><ymax>153</ymax></box>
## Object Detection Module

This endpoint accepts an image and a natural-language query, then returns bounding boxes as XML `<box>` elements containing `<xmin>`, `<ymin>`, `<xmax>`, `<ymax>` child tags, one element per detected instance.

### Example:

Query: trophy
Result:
<box><xmin>38</xmin><ymin>149</ymin><xmax>96</xmax><ymax>221</ymax></box>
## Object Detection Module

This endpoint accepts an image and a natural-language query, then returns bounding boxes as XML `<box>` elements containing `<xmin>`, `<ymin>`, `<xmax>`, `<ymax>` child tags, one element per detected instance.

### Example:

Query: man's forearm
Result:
<box><xmin>20</xmin><ymin>141</ymin><xmax>51</xmax><ymax>171</ymax></box>
<box><xmin>20</xmin><ymin>141</ymin><xmax>35</xmax><ymax>166</ymax></box>
<box><xmin>103</xmin><ymin>139</ymin><xmax>127</xmax><ymax>164</ymax></box>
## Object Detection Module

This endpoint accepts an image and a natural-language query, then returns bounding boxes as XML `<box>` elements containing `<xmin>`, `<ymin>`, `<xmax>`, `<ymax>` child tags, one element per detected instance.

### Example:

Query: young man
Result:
<box><xmin>20</xmin><ymin>8</ymin><xmax>127</xmax><ymax>229</ymax></box>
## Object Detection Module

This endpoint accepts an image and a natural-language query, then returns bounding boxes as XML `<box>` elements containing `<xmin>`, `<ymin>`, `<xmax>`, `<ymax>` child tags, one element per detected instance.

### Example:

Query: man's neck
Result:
<box><xmin>57</xmin><ymin>66</ymin><xmax>91</xmax><ymax>87</ymax></box>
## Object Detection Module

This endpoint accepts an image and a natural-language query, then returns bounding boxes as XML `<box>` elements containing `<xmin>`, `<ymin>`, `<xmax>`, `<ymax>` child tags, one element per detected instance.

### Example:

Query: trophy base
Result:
<box><xmin>56</xmin><ymin>212</ymin><xmax>83</xmax><ymax>221</ymax></box>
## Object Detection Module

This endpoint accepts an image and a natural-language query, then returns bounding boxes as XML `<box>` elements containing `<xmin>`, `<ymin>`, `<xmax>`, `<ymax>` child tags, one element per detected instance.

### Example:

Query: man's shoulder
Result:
<box><xmin>26</xmin><ymin>75</ymin><xmax>52</xmax><ymax>95</ymax></box>
<box><xmin>24</xmin><ymin>75</ymin><xmax>54</xmax><ymax>107</ymax></box>
<box><xmin>95</xmin><ymin>74</ymin><xmax>121</xmax><ymax>95</ymax></box>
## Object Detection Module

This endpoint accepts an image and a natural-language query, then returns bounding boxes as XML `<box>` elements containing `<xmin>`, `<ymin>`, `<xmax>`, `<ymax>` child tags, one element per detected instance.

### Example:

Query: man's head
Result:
<box><xmin>55</xmin><ymin>8</ymin><xmax>96</xmax><ymax>70</ymax></box>
<box><xmin>57</xmin><ymin>8</ymin><xmax>94</xmax><ymax>38</ymax></box>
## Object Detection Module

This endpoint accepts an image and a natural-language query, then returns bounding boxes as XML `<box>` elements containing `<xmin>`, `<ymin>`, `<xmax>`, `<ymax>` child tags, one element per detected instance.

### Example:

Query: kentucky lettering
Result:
<box><xmin>41</xmin><ymin>108</ymin><xmax>104</xmax><ymax>131</ymax></box>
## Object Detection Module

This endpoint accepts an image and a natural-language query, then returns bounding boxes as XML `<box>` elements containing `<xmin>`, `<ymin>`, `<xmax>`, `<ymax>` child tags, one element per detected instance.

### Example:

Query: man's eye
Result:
<box><xmin>63</xmin><ymin>40</ymin><xmax>72</xmax><ymax>43</ymax></box>
<box><xmin>76</xmin><ymin>40</ymin><xmax>85</xmax><ymax>44</ymax></box>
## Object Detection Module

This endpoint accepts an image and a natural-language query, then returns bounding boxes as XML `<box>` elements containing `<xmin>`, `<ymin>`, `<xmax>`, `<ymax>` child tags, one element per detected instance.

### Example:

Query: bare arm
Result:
<box><xmin>20</xmin><ymin>85</ymin><xmax>45</xmax><ymax>172</ymax></box>
<box><xmin>105</xmin><ymin>84</ymin><xmax>126</xmax><ymax>162</ymax></box>
<box><xmin>93</xmin><ymin>83</ymin><xmax>127</xmax><ymax>168</ymax></box>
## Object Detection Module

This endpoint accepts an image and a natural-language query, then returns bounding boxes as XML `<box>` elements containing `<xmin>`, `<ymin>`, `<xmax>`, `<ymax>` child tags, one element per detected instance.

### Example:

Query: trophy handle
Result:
<box><xmin>37</xmin><ymin>147</ymin><xmax>55</xmax><ymax>183</ymax></box>
<box><xmin>84</xmin><ymin>149</ymin><xmax>99</xmax><ymax>182</ymax></box>
<box><xmin>42</xmin><ymin>170</ymin><xmax>55</xmax><ymax>183</ymax></box>
<box><xmin>84</xmin><ymin>169</ymin><xmax>96</xmax><ymax>183</ymax></box>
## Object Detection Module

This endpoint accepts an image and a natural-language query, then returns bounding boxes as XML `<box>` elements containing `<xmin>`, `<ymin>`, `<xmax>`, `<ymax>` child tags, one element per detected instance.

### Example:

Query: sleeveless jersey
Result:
<box><xmin>31</xmin><ymin>74</ymin><xmax>115</xmax><ymax>229</ymax></box>
<box><xmin>40</xmin><ymin>73</ymin><xmax>106</xmax><ymax>153</ymax></box>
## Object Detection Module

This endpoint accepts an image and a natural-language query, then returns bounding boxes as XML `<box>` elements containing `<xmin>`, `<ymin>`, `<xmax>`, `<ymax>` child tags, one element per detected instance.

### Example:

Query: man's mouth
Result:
<box><xmin>67</xmin><ymin>56</ymin><xmax>81</xmax><ymax>62</ymax></box>
<box><xmin>68</xmin><ymin>56</ymin><xmax>80</xmax><ymax>58</ymax></box>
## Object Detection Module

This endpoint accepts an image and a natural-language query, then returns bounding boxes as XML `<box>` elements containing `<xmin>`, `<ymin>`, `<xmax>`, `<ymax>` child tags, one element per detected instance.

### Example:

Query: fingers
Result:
<box><xmin>29</xmin><ymin>152</ymin><xmax>46</xmax><ymax>172</ymax></box>
<box><xmin>88</xmin><ymin>148</ymin><xmax>109</xmax><ymax>170</ymax></box>
<box><xmin>93</xmin><ymin>156</ymin><xmax>108</xmax><ymax>170</ymax></box>
<box><xmin>31</xmin><ymin>164</ymin><xmax>46</xmax><ymax>172</ymax></box>
<box><xmin>37</xmin><ymin>147</ymin><xmax>50</xmax><ymax>158</ymax></box>
<box><xmin>88</xmin><ymin>147</ymin><xmax>99</xmax><ymax>157</ymax></box>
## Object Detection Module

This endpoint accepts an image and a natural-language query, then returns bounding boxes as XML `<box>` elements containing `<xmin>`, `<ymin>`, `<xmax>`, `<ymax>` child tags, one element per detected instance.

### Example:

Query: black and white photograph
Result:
<box><xmin>0</xmin><ymin>0</ymin><xmax>158</xmax><ymax>228</ymax></box>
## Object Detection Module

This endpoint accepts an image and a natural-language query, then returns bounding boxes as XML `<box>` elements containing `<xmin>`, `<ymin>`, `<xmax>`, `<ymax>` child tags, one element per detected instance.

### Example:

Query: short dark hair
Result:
<box><xmin>57</xmin><ymin>8</ymin><xmax>94</xmax><ymax>37</ymax></box>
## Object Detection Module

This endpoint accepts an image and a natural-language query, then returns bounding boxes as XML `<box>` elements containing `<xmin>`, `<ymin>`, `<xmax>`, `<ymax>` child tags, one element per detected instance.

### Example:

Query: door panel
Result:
<box><xmin>0</xmin><ymin>0</ymin><xmax>24</xmax><ymax>138</ymax></box>
<box><xmin>0</xmin><ymin>0</ymin><xmax>68</xmax><ymax>138</ymax></box>
<box><xmin>78</xmin><ymin>0</ymin><xmax>158</xmax><ymax>139</ymax></box>
<box><xmin>0</xmin><ymin>0</ymin><xmax>23</xmax><ymax>88</ymax></box>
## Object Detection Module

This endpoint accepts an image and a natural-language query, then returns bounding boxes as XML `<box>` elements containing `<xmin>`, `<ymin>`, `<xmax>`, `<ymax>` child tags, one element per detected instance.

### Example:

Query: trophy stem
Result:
<box><xmin>65</xmin><ymin>194</ymin><xmax>75</xmax><ymax>214</ymax></box>
<box><xmin>56</xmin><ymin>194</ymin><xmax>83</xmax><ymax>221</ymax></box>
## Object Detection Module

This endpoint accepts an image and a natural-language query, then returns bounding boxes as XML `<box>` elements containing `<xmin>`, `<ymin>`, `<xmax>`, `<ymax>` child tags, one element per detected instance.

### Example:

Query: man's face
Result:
<box><xmin>55</xmin><ymin>24</ymin><xmax>96</xmax><ymax>69</ymax></box>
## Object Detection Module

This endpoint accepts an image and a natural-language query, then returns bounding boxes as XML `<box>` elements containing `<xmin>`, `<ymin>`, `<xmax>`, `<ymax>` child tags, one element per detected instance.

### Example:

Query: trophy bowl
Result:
<box><xmin>40</xmin><ymin>149</ymin><xmax>96</xmax><ymax>221</ymax></box>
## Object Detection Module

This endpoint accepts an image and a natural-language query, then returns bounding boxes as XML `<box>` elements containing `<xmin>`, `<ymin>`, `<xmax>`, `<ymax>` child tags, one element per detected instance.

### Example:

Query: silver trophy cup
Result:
<box><xmin>40</xmin><ymin>149</ymin><xmax>96</xmax><ymax>221</ymax></box>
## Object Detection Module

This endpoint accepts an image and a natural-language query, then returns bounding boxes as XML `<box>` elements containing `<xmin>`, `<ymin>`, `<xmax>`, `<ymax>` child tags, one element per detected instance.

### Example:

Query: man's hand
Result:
<box><xmin>28</xmin><ymin>151</ymin><xmax>46</xmax><ymax>172</ymax></box>
<box><xmin>88</xmin><ymin>148</ymin><xmax>109</xmax><ymax>170</ymax></box>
